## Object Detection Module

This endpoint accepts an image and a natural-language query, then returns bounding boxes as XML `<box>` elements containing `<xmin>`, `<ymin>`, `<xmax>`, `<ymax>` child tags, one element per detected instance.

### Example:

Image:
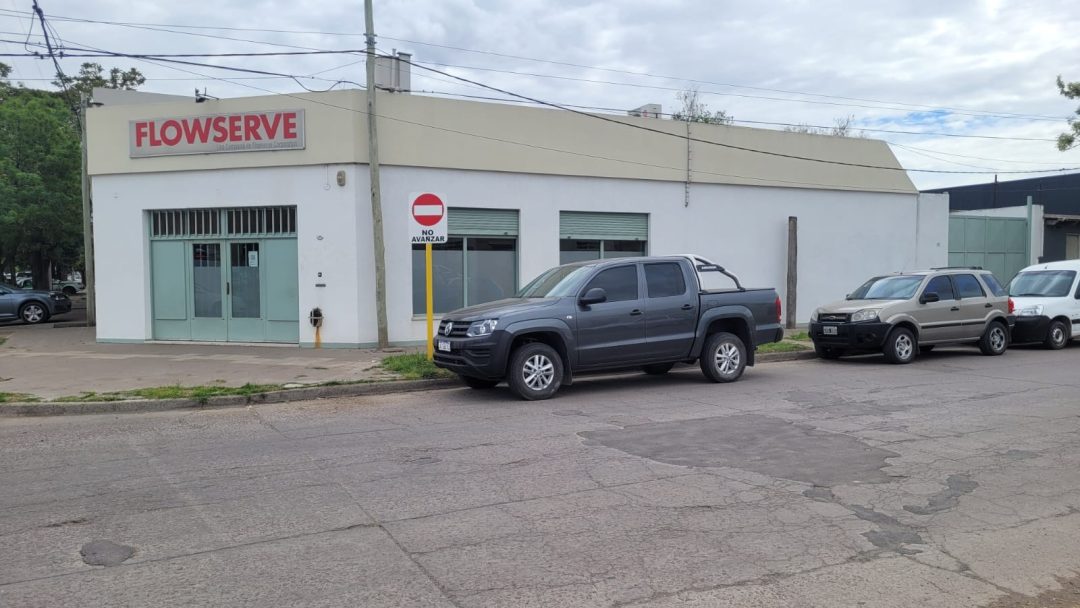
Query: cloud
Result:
<box><xmin>3</xmin><ymin>0</ymin><xmax>1080</xmax><ymax>189</ymax></box>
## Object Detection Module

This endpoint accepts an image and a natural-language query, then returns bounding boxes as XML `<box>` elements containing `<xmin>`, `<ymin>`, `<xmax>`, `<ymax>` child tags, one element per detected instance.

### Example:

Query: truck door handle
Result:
<box><xmin>681</xmin><ymin>304</ymin><xmax>693</xmax><ymax>310</ymax></box>
<box><xmin>984</xmin><ymin>303</ymin><xmax>993</xmax><ymax>308</ymax></box>
<box><xmin>950</xmin><ymin>306</ymin><xmax>960</xmax><ymax>311</ymax></box>
<box><xmin>630</xmin><ymin>309</ymin><xmax>642</xmax><ymax>316</ymax></box>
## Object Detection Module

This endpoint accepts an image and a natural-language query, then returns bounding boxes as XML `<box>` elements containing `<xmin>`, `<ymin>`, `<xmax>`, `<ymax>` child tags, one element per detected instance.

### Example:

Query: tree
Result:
<box><xmin>783</xmin><ymin>115</ymin><xmax>866</xmax><ymax>138</ymax></box>
<box><xmin>53</xmin><ymin>62</ymin><xmax>145</xmax><ymax>107</ymax></box>
<box><xmin>671</xmin><ymin>88</ymin><xmax>733</xmax><ymax>125</ymax></box>
<box><xmin>1056</xmin><ymin>75</ymin><xmax>1080</xmax><ymax>150</ymax></box>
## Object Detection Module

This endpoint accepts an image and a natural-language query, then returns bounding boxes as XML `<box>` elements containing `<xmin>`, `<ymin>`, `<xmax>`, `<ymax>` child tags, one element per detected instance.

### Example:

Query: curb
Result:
<box><xmin>0</xmin><ymin>378</ymin><xmax>461</xmax><ymax>417</ymax></box>
<box><xmin>0</xmin><ymin>350</ymin><xmax>819</xmax><ymax>417</ymax></box>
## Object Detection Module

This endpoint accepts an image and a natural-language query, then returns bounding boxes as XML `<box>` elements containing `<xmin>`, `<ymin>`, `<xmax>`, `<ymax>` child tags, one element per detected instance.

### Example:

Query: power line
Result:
<box><xmin>0</xmin><ymin>7</ymin><xmax>1068</xmax><ymax>123</ymax></box>
<box><xmin>391</xmin><ymin>53</ymin><xmax>1080</xmax><ymax>175</ymax></box>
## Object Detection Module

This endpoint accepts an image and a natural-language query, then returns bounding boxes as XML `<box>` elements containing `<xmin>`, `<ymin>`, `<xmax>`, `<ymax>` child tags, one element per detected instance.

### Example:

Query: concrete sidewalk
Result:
<box><xmin>0</xmin><ymin>325</ymin><xmax>406</xmax><ymax>400</ymax></box>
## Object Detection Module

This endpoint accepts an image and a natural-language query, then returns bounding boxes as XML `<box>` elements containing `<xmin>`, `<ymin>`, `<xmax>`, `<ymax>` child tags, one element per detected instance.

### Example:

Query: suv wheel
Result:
<box><xmin>461</xmin><ymin>376</ymin><xmax>499</xmax><ymax>390</ymax></box>
<box><xmin>883</xmin><ymin>327</ymin><xmax>916</xmax><ymax>364</ymax></box>
<box><xmin>979</xmin><ymin>322</ymin><xmax>1008</xmax><ymax>356</ymax></box>
<box><xmin>1045</xmin><ymin>319</ymin><xmax>1069</xmax><ymax>350</ymax></box>
<box><xmin>700</xmin><ymin>332</ymin><xmax>747</xmax><ymax>383</ymax></box>
<box><xmin>507</xmin><ymin>343</ymin><xmax>563</xmax><ymax>400</ymax></box>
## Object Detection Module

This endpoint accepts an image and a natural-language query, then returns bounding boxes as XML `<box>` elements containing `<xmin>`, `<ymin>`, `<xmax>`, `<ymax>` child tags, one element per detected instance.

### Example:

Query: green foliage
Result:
<box><xmin>55</xmin><ymin>383</ymin><xmax>283</xmax><ymax>404</ymax></box>
<box><xmin>671</xmin><ymin>87</ymin><xmax>733</xmax><ymax>125</ymax></box>
<box><xmin>757</xmin><ymin>341</ymin><xmax>812</xmax><ymax>354</ymax></box>
<box><xmin>1056</xmin><ymin>75</ymin><xmax>1080</xmax><ymax>151</ymax></box>
<box><xmin>783</xmin><ymin>115</ymin><xmax>866</xmax><ymax>138</ymax></box>
<box><xmin>0</xmin><ymin>61</ymin><xmax>143</xmax><ymax>284</ymax></box>
<box><xmin>53</xmin><ymin>62</ymin><xmax>145</xmax><ymax>107</ymax></box>
<box><xmin>0</xmin><ymin>392</ymin><xmax>38</xmax><ymax>403</ymax></box>
<box><xmin>382</xmin><ymin>353</ymin><xmax>454</xmax><ymax>379</ymax></box>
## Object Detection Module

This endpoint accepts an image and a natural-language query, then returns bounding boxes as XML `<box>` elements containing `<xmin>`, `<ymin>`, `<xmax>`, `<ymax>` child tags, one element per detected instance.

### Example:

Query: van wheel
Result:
<box><xmin>642</xmin><ymin>363</ymin><xmax>675</xmax><ymax>375</ymax></box>
<box><xmin>883</xmin><ymin>327</ymin><xmax>916</xmax><ymax>364</ymax></box>
<box><xmin>1045</xmin><ymin>320</ymin><xmax>1069</xmax><ymax>350</ymax></box>
<box><xmin>461</xmin><ymin>376</ymin><xmax>499</xmax><ymax>389</ymax></box>
<box><xmin>507</xmin><ymin>343</ymin><xmax>563</xmax><ymax>400</ymax></box>
<box><xmin>814</xmin><ymin>344</ymin><xmax>844</xmax><ymax>360</ymax></box>
<box><xmin>979</xmin><ymin>322</ymin><xmax>1008</xmax><ymax>356</ymax></box>
<box><xmin>700</xmin><ymin>332</ymin><xmax>747</xmax><ymax>383</ymax></box>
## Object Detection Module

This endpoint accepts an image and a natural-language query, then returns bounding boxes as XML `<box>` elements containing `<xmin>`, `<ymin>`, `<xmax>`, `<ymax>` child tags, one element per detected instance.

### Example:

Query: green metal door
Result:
<box><xmin>948</xmin><ymin>216</ymin><xmax>1028</xmax><ymax>283</ymax></box>
<box><xmin>149</xmin><ymin>207</ymin><xmax>299</xmax><ymax>343</ymax></box>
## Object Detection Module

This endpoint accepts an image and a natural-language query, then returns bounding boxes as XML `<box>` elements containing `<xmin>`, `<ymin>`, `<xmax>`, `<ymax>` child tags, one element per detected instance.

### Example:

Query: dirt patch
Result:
<box><xmin>984</xmin><ymin>573</ymin><xmax>1080</xmax><ymax>608</ymax></box>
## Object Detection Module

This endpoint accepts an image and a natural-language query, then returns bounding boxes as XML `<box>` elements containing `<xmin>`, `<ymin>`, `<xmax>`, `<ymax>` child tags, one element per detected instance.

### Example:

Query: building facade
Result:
<box><xmin>87</xmin><ymin>89</ymin><xmax>944</xmax><ymax>347</ymax></box>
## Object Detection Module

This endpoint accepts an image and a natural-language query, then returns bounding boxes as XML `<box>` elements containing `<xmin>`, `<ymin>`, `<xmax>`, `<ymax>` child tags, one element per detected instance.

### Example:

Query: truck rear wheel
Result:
<box><xmin>507</xmin><ymin>343</ymin><xmax>564</xmax><ymax>400</ymax></box>
<box><xmin>700</xmin><ymin>332</ymin><xmax>746</xmax><ymax>383</ymax></box>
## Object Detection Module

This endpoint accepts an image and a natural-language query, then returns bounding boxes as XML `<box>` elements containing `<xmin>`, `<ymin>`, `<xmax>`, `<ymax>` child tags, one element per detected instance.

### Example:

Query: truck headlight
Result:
<box><xmin>466</xmin><ymin>319</ymin><xmax>498</xmax><ymax>337</ymax></box>
<box><xmin>1017</xmin><ymin>305</ymin><xmax>1043</xmax><ymax>317</ymax></box>
<box><xmin>810</xmin><ymin>309</ymin><xmax>820</xmax><ymax>322</ymax></box>
<box><xmin>851</xmin><ymin>309</ymin><xmax>880</xmax><ymax>323</ymax></box>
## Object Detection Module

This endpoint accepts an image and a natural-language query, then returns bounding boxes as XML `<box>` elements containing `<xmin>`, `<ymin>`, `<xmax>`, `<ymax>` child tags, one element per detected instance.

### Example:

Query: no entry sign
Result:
<box><xmin>409</xmin><ymin>193</ymin><xmax>448</xmax><ymax>243</ymax></box>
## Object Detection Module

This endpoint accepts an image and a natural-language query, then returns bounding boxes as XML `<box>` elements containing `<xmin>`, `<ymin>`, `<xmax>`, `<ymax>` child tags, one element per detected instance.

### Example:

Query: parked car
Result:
<box><xmin>432</xmin><ymin>255</ymin><xmax>784</xmax><ymax>400</ymax></box>
<box><xmin>13</xmin><ymin>277</ymin><xmax>83</xmax><ymax>295</ymax></box>
<box><xmin>1008</xmin><ymin>260</ymin><xmax>1080</xmax><ymax>349</ymax></box>
<box><xmin>0</xmin><ymin>282</ymin><xmax>72</xmax><ymax>324</ymax></box>
<box><xmin>809</xmin><ymin>267</ymin><xmax>1014</xmax><ymax>364</ymax></box>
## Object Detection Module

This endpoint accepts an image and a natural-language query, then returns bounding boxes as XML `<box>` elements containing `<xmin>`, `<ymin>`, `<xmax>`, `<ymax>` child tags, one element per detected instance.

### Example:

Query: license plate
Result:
<box><xmin>437</xmin><ymin>340</ymin><xmax>451</xmax><ymax>352</ymax></box>
<box><xmin>823</xmin><ymin>326</ymin><xmax>838</xmax><ymax>336</ymax></box>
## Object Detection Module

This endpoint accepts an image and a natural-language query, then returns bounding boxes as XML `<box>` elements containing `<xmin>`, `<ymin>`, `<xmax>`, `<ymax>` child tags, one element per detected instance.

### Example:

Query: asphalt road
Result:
<box><xmin>3</xmin><ymin>345</ymin><xmax>1080</xmax><ymax>607</ymax></box>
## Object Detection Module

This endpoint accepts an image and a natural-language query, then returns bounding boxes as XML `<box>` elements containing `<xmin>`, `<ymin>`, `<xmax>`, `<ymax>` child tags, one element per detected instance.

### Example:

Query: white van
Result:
<box><xmin>1009</xmin><ymin>260</ymin><xmax>1080</xmax><ymax>349</ymax></box>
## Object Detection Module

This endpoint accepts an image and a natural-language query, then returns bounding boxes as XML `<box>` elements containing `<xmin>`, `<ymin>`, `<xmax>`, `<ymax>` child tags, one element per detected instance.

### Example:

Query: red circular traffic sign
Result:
<box><xmin>412</xmin><ymin>193</ymin><xmax>445</xmax><ymax>227</ymax></box>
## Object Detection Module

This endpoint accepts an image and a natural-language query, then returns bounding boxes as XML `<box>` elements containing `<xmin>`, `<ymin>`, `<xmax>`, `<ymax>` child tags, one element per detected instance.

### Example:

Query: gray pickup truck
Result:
<box><xmin>433</xmin><ymin>255</ymin><xmax>784</xmax><ymax>400</ymax></box>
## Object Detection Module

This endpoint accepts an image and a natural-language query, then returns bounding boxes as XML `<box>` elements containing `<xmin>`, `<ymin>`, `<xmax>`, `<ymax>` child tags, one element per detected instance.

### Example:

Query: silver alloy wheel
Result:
<box><xmin>1052</xmin><ymin>325</ymin><xmax>1067</xmax><ymax>347</ymax></box>
<box><xmin>715</xmin><ymin>342</ymin><xmax>741</xmax><ymax>376</ymax></box>
<box><xmin>22</xmin><ymin>304</ymin><xmax>44</xmax><ymax>324</ymax></box>
<box><xmin>895</xmin><ymin>334</ymin><xmax>914</xmax><ymax>361</ymax></box>
<box><xmin>522</xmin><ymin>354</ymin><xmax>555</xmax><ymax>391</ymax></box>
<box><xmin>990</xmin><ymin>326</ymin><xmax>1006</xmax><ymax>352</ymax></box>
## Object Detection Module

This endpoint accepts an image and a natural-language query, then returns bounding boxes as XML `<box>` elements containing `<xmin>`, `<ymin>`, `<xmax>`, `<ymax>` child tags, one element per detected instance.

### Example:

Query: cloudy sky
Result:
<box><xmin>2</xmin><ymin>0</ymin><xmax>1080</xmax><ymax>189</ymax></box>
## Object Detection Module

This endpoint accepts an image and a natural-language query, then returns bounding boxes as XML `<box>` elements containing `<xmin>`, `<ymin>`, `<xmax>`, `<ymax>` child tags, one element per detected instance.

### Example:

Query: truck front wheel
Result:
<box><xmin>700</xmin><ymin>332</ymin><xmax>747</xmax><ymax>383</ymax></box>
<box><xmin>507</xmin><ymin>342</ymin><xmax>564</xmax><ymax>400</ymax></box>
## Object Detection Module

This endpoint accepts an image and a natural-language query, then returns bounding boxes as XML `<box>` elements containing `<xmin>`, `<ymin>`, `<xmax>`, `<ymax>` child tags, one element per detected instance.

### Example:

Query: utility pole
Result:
<box><xmin>365</xmin><ymin>0</ymin><xmax>389</xmax><ymax>348</ymax></box>
<box><xmin>80</xmin><ymin>94</ymin><xmax>96</xmax><ymax>326</ymax></box>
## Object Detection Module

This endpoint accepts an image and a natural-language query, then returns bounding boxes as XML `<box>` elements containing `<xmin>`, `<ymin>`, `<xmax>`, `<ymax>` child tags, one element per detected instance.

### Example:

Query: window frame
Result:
<box><xmin>411</xmin><ymin>233</ymin><xmax>519</xmax><ymax>316</ymax></box>
<box><xmin>921</xmin><ymin>275</ymin><xmax>957</xmax><ymax>301</ymax></box>
<box><xmin>579</xmin><ymin>264</ymin><xmax>642</xmax><ymax>303</ymax></box>
<box><xmin>953</xmin><ymin>274</ymin><xmax>986</xmax><ymax>299</ymax></box>
<box><xmin>644</xmin><ymin>262</ymin><xmax>688</xmax><ymax>299</ymax></box>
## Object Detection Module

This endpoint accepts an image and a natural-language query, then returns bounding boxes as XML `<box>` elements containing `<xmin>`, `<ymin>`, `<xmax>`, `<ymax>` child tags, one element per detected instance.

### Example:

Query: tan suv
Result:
<box><xmin>809</xmin><ymin>268</ymin><xmax>1014</xmax><ymax>364</ymax></box>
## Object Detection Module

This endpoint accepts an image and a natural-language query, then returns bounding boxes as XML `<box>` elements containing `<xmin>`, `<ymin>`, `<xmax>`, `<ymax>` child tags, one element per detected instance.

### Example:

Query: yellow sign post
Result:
<box><xmin>425</xmin><ymin>243</ymin><xmax>434</xmax><ymax>360</ymax></box>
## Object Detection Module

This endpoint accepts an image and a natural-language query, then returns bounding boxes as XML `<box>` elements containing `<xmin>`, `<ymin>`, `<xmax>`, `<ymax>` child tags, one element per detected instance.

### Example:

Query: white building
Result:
<box><xmin>86</xmin><ymin>88</ymin><xmax>946</xmax><ymax>347</ymax></box>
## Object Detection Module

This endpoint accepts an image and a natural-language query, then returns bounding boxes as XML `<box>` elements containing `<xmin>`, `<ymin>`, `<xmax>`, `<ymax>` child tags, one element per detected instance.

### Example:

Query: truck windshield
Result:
<box><xmin>517</xmin><ymin>265</ymin><xmax>593</xmax><ymax>298</ymax></box>
<box><xmin>1009</xmin><ymin>270</ymin><xmax>1077</xmax><ymax>297</ymax></box>
<box><xmin>848</xmin><ymin>275</ymin><xmax>924</xmax><ymax>300</ymax></box>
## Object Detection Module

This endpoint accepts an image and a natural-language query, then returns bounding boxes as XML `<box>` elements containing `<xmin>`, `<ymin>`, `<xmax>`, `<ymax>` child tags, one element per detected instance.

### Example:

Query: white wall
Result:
<box><xmin>950</xmin><ymin>203</ymin><xmax>1045</xmax><ymax>266</ymax></box>
<box><xmin>92</xmin><ymin>165</ymin><xmax>370</xmax><ymax>346</ymax></box>
<box><xmin>916</xmin><ymin>193</ymin><xmax>950</xmax><ymax>269</ymax></box>
<box><xmin>380</xmin><ymin>166</ymin><xmax>936</xmax><ymax>342</ymax></box>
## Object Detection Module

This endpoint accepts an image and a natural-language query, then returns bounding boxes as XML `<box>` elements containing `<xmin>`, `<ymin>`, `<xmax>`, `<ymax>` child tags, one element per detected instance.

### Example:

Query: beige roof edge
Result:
<box><xmin>86</xmin><ymin>89</ymin><xmax>917</xmax><ymax>194</ymax></box>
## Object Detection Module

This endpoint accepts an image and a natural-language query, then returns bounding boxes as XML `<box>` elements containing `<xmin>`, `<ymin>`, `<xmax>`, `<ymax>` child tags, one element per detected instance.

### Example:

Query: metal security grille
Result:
<box><xmin>150</xmin><ymin>209</ymin><xmax>220</xmax><ymax>238</ymax></box>
<box><xmin>150</xmin><ymin>207</ymin><xmax>296</xmax><ymax>239</ymax></box>
<box><xmin>227</xmin><ymin>207</ymin><xmax>296</xmax><ymax>236</ymax></box>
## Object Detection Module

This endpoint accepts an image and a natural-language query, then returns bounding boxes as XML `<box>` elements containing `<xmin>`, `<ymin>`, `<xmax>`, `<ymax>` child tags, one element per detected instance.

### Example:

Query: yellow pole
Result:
<box><xmin>425</xmin><ymin>243</ymin><xmax>434</xmax><ymax>360</ymax></box>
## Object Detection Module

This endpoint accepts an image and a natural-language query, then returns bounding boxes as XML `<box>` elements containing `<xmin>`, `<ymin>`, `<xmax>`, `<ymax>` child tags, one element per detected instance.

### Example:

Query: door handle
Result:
<box><xmin>226</xmin><ymin>282</ymin><xmax>231</xmax><ymax>295</ymax></box>
<box><xmin>681</xmin><ymin>304</ymin><xmax>693</xmax><ymax>310</ymax></box>
<box><xmin>984</xmin><ymin>303</ymin><xmax>993</xmax><ymax>308</ymax></box>
<box><xmin>630</xmin><ymin>309</ymin><xmax>642</xmax><ymax>316</ymax></box>
<box><xmin>950</xmin><ymin>306</ymin><xmax>960</xmax><ymax>311</ymax></box>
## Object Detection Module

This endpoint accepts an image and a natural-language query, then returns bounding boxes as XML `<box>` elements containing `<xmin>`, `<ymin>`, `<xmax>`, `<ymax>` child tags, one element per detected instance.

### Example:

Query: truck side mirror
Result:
<box><xmin>920</xmin><ymin>292</ymin><xmax>940</xmax><ymax>304</ymax></box>
<box><xmin>580</xmin><ymin>287</ymin><xmax>607</xmax><ymax>306</ymax></box>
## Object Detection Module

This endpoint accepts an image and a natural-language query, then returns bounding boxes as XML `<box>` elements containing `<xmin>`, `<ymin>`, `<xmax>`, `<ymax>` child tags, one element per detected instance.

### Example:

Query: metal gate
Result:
<box><xmin>948</xmin><ymin>215</ymin><xmax>1029</xmax><ymax>283</ymax></box>
<box><xmin>149</xmin><ymin>207</ymin><xmax>299</xmax><ymax>343</ymax></box>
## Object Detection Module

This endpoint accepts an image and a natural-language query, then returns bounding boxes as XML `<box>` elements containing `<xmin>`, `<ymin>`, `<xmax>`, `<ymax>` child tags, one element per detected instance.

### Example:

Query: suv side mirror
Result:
<box><xmin>920</xmin><ymin>292</ymin><xmax>940</xmax><ymax>304</ymax></box>
<box><xmin>580</xmin><ymin>287</ymin><xmax>607</xmax><ymax>306</ymax></box>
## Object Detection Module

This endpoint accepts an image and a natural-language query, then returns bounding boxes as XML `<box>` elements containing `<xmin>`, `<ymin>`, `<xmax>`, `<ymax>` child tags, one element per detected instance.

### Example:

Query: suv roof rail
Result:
<box><xmin>930</xmin><ymin>266</ymin><xmax>983</xmax><ymax>271</ymax></box>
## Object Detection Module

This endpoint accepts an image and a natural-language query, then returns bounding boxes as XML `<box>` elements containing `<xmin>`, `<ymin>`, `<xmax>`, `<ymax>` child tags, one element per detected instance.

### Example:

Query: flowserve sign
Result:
<box><xmin>409</xmin><ymin>193</ymin><xmax>448</xmax><ymax>244</ymax></box>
